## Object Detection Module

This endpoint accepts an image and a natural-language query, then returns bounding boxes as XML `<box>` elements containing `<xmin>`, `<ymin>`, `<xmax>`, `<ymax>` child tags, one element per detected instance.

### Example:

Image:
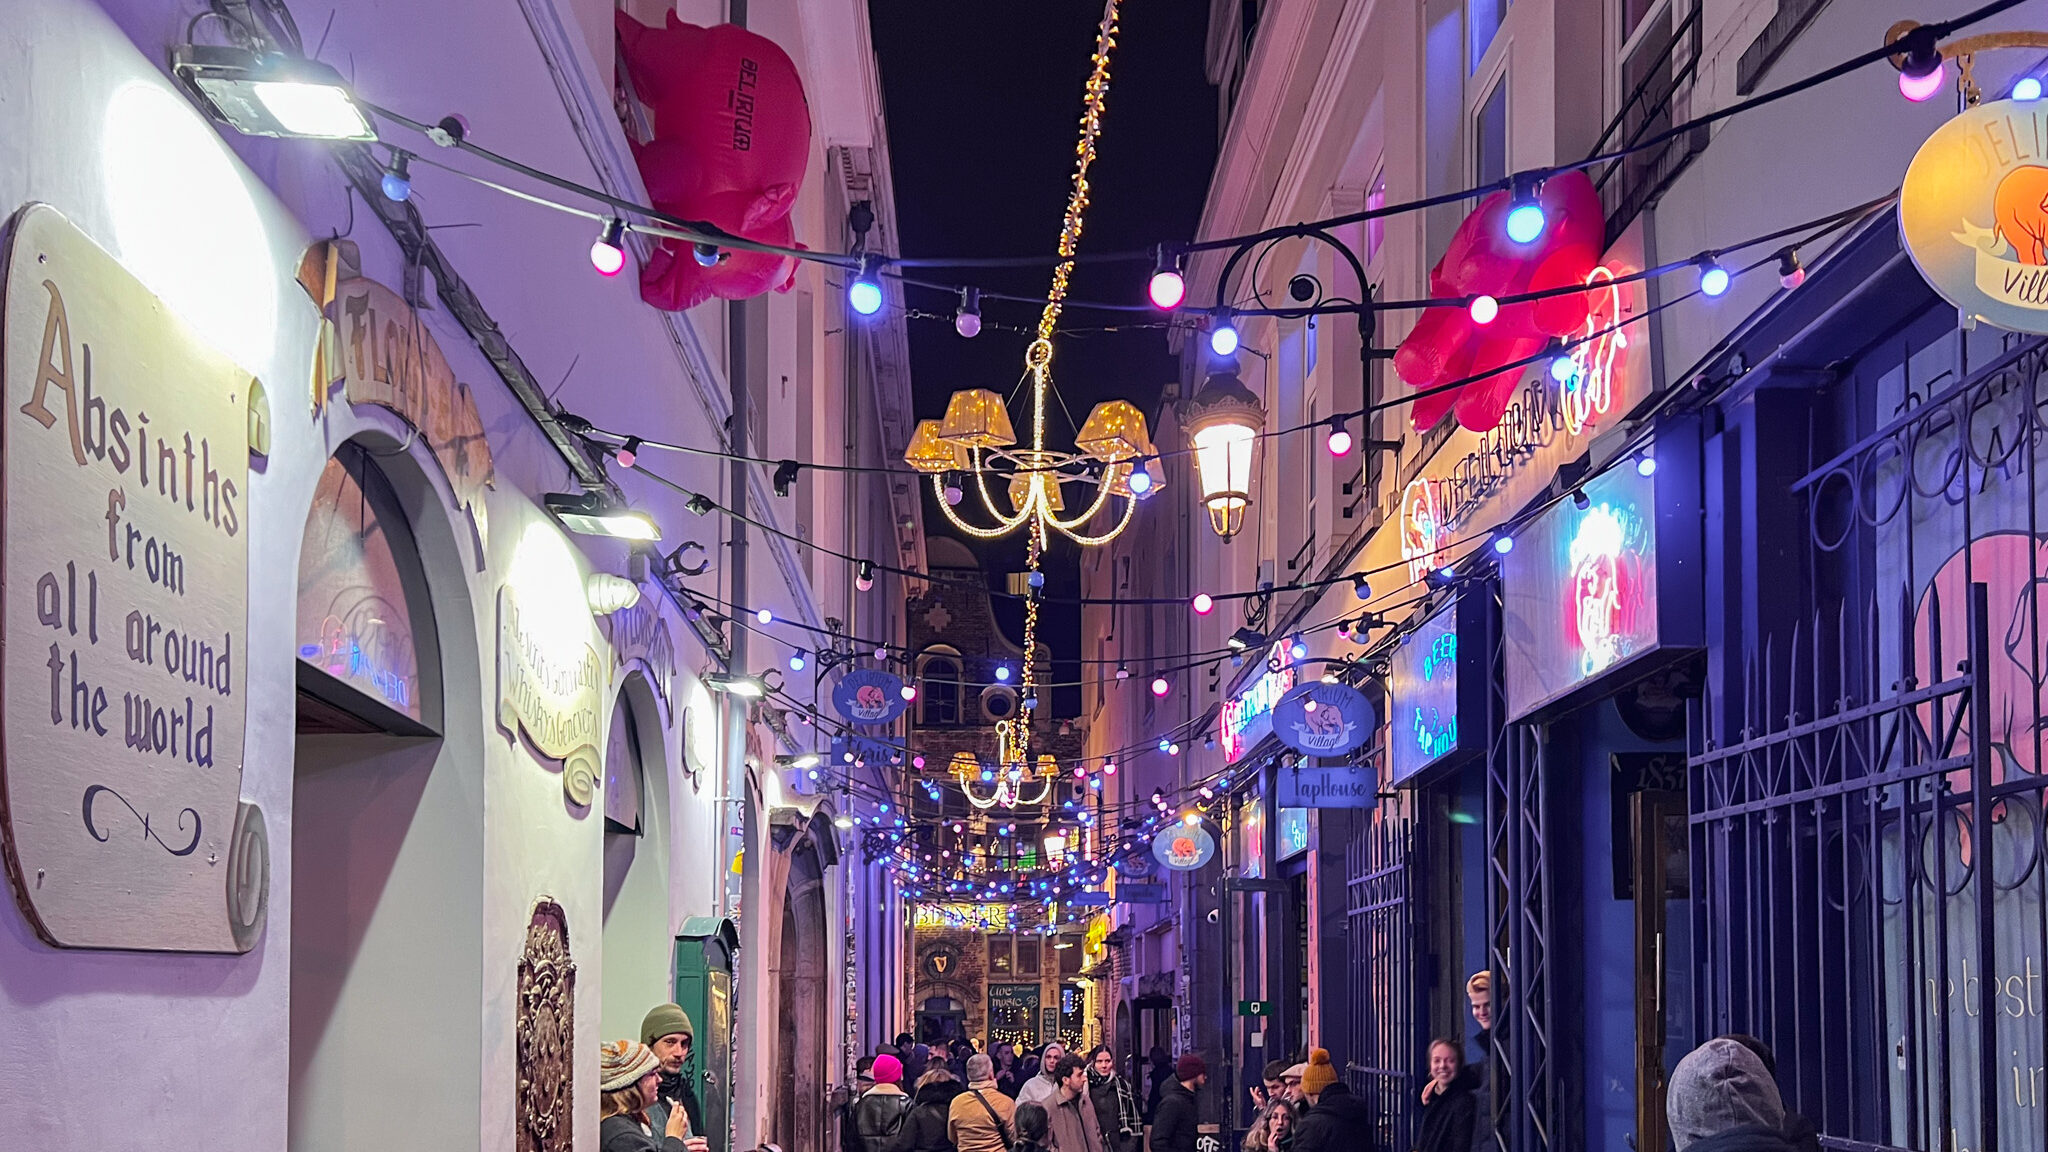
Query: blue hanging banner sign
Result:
<box><xmin>1117</xmin><ymin>882</ymin><xmax>1169</xmax><ymax>905</ymax></box>
<box><xmin>1152</xmin><ymin>823</ymin><xmax>1217</xmax><ymax>871</ymax></box>
<box><xmin>1271</xmin><ymin>681</ymin><xmax>1378</xmax><ymax>758</ymax></box>
<box><xmin>833</xmin><ymin>668</ymin><xmax>908</xmax><ymax>725</ymax></box>
<box><xmin>1276</xmin><ymin>759</ymin><xmax>1378</xmax><ymax>809</ymax></box>
<box><xmin>1067</xmin><ymin>891</ymin><xmax>1114</xmax><ymax>907</ymax></box>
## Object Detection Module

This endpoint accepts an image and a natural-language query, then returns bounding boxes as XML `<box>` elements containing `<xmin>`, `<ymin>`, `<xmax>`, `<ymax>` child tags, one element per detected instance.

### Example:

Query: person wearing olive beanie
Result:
<box><xmin>1291</xmin><ymin>1050</ymin><xmax>1372</xmax><ymax>1152</ymax></box>
<box><xmin>641</xmin><ymin>1003</ymin><xmax>706</xmax><ymax>1141</ymax></box>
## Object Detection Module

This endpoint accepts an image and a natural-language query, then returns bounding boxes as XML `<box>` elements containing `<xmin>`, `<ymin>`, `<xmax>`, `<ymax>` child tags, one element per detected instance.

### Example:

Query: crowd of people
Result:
<box><xmin>586</xmin><ymin>992</ymin><xmax>1822</xmax><ymax>1152</ymax></box>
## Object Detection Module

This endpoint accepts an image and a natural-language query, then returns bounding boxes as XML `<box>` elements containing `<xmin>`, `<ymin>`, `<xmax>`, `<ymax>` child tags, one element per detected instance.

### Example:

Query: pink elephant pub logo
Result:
<box><xmin>1901</xmin><ymin>98</ymin><xmax>2048</xmax><ymax>334</ymax></box>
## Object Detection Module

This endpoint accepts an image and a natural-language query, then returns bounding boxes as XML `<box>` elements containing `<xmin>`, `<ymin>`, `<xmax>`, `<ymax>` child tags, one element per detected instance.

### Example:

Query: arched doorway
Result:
<box><xmin>772</xmin><ymin>834</ymin><xmax>829</xmax><ymax>1152</ymax></box>
<box><xmin>288</xmin><ymin>438</ymin><xmax>482</xmax><ymax>1151</ymax></box>
<box><xmin>601</xmin><ymin>675</ymin><xmax>674</xmax><ymax>1041</ymax></box>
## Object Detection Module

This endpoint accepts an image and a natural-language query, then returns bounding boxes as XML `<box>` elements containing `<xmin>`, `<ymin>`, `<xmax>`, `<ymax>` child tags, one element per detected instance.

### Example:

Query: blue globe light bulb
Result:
<box><xmin>849</xmin><ymin>278</ymin><xmax>883</xmax><ymax>316</ymax></box>
<box><xmin>1209</xmin><ymin>323</ymin><xmax>1239</xmax><ymax>358</ymax></box>
<box><xmin>1505</xmin><ymin>202</ymin><xmax>1546</xmax><ymax>244</ymax></box>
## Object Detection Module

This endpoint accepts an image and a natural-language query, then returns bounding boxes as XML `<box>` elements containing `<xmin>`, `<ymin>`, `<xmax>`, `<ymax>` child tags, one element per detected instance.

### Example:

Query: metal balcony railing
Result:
<box><xmin>1590</xmin><ymin>5</ymin><xmax>1708</xmax><ymax>243</ymax></box>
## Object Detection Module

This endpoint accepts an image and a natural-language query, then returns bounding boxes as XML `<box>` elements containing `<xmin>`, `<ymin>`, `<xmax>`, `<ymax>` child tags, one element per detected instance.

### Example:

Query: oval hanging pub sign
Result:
<box><xmin>1271</xmin><ymin>681</ymin><xmax>1378</xmax><ymax>758</ymax></box>
<box><xmin>1901</xmin><ymin>98</ymin><xmax>2048</xmax><ymax>333</ymax></box>
<box><xmin>1152</xmin><ymin>823</ymin><xmax>1216</xmax><ymax>871</ymax></box>
<box><xmin>833</xmin><ymin>668</ymin><xmax>908</xmax><ymax>725</ymax></box>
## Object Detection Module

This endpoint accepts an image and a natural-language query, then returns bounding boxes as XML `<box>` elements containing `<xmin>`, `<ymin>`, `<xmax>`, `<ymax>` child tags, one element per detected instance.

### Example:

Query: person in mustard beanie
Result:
<box><xmin>641</xmin><ymin>1003</ymin><xmax>706</xmax><ymax>1142</ymax></box>
<box><xmin>1290</xmin><ymin>1049</ymin><xmax>1372</xmax><ymax>1152</ymax></box>
<box><xmin>600</xmin><ymin>1039</ymin><xmax>709</xmax><ymax>1152</ymax></box>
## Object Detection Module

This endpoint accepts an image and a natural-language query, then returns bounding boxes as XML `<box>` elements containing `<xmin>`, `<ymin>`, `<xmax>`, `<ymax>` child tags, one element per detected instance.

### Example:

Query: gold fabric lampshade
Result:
<box><xmin>938</xmin><ymin>389</ymin><xmax>1017</xmax><ymax>448</ymax></box>
<box><xmin>904</xmin><ymin>419</ymin><xmax>969</xmax><ymax>473</ymax></box>
<box><xmin>1007</xmin><ymin>465</ymin><xmax>1065</xmax><ymax>513</ymax></box>
<box><xmin>1074</xmin><ymin>399</ymin><xmax>1152</xmax><ymax>462</ymax></box>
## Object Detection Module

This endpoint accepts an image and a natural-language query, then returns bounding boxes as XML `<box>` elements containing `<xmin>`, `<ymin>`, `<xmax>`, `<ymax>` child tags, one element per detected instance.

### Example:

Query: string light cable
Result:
<box><xmin>334</xmin><ymin>0</ymin><xmax>2023</xmax><ymax>316</ymax></box>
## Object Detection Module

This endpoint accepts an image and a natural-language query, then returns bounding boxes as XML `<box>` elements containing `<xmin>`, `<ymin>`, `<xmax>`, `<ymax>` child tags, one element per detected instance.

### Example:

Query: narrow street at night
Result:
<box><xmin>4</xmin><ymin>2</ymin><xmax>2048</xmax><ymax>1151</ymax></box>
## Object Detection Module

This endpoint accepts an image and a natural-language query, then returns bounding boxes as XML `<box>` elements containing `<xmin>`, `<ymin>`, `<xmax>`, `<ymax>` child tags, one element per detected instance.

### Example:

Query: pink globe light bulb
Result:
<box><xmin>1899</xmin><ymin>59</ymin><xmax>1946</xmax><ymax>103</ymax></box>
<box><xmin>1148</xmin><ymin>269</ymin><xmax>1186</xmax><ymax>310</ymax></box>
<box><xmin>1468</xmin><ymin>294</ymin><xmax>1500</xmax><ymax>325</ymax></box>
<box><xmin>1192</xmin><ymin>593</ymin><xmax>1215</xmax><ymax>615</ymax></box>
<box><xmin>1150</xmin><ymin>677</ymin><xmax>1170</xmax><ymax>698</ymax></box>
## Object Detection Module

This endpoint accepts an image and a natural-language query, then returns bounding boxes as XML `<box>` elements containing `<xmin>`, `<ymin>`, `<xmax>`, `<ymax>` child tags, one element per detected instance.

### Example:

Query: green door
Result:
<box><xmin>674</xmin><ymin>917</ymin><xmax>737</xmax><ymax>1152</ymax></box>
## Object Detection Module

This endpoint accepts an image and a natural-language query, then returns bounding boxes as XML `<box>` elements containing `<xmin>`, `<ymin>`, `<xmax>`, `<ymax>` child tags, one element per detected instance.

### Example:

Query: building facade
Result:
<box><xmin>900</xmin><ymin>538</ymin><xmax>1095</xmax><ymax>1055</ymax></box>
<box><xmin>0</xmin><ymin>1</ymin><xmax>915</xmax><ymax>1150</ymax></box>
<box><xmin>1092</xmin><ymin>2</ymin><xmax>2048</xmax><ymax>1151</ymax></box>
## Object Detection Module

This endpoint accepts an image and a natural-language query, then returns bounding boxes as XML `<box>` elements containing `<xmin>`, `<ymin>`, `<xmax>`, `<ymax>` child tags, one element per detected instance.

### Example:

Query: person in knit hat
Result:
<box><xmin>1666</xmin><ymin>1039</ymin><xmax>1794</xmax><ymax>1152</ymax></box>
<box><xmin>852</xmin><ymin>1052</ymin><xmax>913</xmax><ymax>1152</ymax></box>
<box><xmin>1291</xmin><ymin>1049</ymin><xmax>1371</xmax><ymax>1152</ymax></box>
<box><xmin>641</xmin><ymin>1003</ymin><xmax>706</xmax><ymax>1143</ymax></box>
<box><xmin>600</xmin><ymin>1039</ymin><xmax>707</xmax><ymax>1152</ymax></box>
<box><xmin>1147</xmin><ymin>1053</ymin><xmax>1205</xmax><ymax>1152</ymax></box>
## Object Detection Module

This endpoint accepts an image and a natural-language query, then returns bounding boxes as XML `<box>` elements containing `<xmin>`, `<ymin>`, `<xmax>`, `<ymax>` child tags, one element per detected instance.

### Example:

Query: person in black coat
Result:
<box><xmin>1149</xmin><ymin>1054</ymin><xmax>1206</xmax><ymax>1152</ymax></box>
<box><xmin>891</xmin><ymin>1069</ymin><xmax>967</xmax><ymax>1152</ymax></box>
<box><xmin>1143</xmin><ymin>1048</ymin><xmax>1173</xmax><ymax>1124</ymax></box>
<box><xmin>1291</xmin><ymin>1050</ymin><xmax>1374</xmax><ymax>1152</ymax></box>
<box><xmin>854</xmin><ymin>1055</ymin><xmax>916</xmax><ymax>1152</ymax></box>
<box><xmin>1414</xmin><ymin>1040</ymin><xmax>1475</xmax><ymax>1152</ymax></box>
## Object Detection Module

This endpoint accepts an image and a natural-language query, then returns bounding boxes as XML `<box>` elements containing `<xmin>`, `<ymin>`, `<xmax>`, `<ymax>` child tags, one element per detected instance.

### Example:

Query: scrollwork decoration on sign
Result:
<box><xmin>518</xmin><ymin>899</ymin><xmax>575</xmax><ymax>1152</ymax></box>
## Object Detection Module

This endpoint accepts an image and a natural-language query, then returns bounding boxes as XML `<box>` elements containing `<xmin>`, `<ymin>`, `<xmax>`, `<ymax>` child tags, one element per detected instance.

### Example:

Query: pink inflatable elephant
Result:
<box><xmin>615</xmin><ymin>11</ymin><xmax>812</xmax><ymax>310</ymax></box>
<box><xmin>1393</xmin><ymin>170</ymin><xmax>1606</xmax><ymax>432</ymax></box>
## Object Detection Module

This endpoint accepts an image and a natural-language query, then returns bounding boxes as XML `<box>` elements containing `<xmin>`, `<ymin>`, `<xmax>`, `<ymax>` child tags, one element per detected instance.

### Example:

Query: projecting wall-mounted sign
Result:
<box><xmin>833</xmin><ymin>668</ymin><xmax>908</xmax><ymax>725</ymax></box>
<box><xmin>1498</xmin><ymin>420</ymin><xmax>1702</xmax><ymax>721</ymax></box>
<box><xmin>1271</xmin><ymin>681</ymin><xmax>1377</xmax><ymax>758</ymax></box>
<box><xmin>1901</xmin><ymin>99</ymin><xmax>2048</xmax><ymax>334</ymax></box>
<box><xmin>1275</xmin><ymin>760</ymin><xmax>1377</xmax><ymax>809</ymax></box>
<box><xmin>1388</xmin><ymin>593</ymin><xmax>1490</xmax><ymax>788</ymax></box>
<box><xmin>1220</xmin><ymin>644</ymin><xmax>1295</xmax><ymax>763</ymax></box>
<box><xmin>1151</xmin><ymin>823</ymin><xmax>1216</xmax><ymax>871</ymax></box>
<box><xmin>0</xmin><ymin>204</ymin><xmax>258</xmax><ymax>952</ymax></box>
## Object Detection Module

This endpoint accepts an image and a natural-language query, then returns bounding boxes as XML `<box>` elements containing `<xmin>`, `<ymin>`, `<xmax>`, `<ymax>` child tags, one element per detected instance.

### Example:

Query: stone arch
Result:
<box><xmin>600</xmin><ymin>670</ymin><xmax>675</xmax><ymax>1040</ymax></box>
<box><xmin>772</xmin><ymin>832</ymin><xmax>830</xmax><ymax>1152</ymax></box>
<box><xmin>289</xmin><ymin>426</ymin><xmax>485</xmax><ymax>1152</ymax></box>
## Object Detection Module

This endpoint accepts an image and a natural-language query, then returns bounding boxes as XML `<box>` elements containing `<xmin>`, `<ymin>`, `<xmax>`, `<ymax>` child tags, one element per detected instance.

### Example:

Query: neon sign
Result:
<box><xmin>1498</xmin><ymin>449</ymin><xmax>1694</xmax><ymax>721</ymax></box>
<box><xmin>1560</xmin><ymin>266</ymin><xmax>1625</xmax><ymax>436</ymax></box>
<box><xmin>1388</xmin><ymin>597</ymin><xmax>1473</xmax><ymax>787</ymax></box>
<box><xmin>1220</xmin><ymin>644</ymin><xmax>1296</xmax><ymax>763</ymax></box>
<box><xmin>1566</xmin><ymin>503</ymin><xmax>1646</xmax><ymax>677</ymax></box>
<box><xmin>913</xmin><ymin>903</ymin><xmax>1016</xmax><ymax>930</ymax></box>
<box><xmin>1399</xmin><ymin>478</ymin><xmax>1449</xmax><ymax>585</ymax></box>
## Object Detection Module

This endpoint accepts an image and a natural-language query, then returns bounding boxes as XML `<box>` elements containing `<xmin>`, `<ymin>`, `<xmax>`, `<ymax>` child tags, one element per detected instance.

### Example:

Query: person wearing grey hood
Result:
<box><xmin>1666</xmin><ymin>1038</ymin><xmax>1797</xmax><ymax>1152</ymax></box>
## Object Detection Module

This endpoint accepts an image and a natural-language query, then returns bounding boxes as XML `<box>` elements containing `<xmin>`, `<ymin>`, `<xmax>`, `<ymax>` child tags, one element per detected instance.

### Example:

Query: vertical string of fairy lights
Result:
<box><xmin>1015</xmin><ymin>0</ymin><xmax>1122</xmax><ymax>764</ymax></box>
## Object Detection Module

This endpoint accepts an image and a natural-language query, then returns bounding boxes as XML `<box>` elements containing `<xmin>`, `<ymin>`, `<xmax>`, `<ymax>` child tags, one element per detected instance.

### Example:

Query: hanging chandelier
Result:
<box><xmin>903</xmin><ymin>0</ymin><xmax>1152</xmax><ymax>760</ymax></box>
<box><xmin>952</xmin><ymin>718</ymin><xmax>1057</xmax><ymax>810</ymax></box>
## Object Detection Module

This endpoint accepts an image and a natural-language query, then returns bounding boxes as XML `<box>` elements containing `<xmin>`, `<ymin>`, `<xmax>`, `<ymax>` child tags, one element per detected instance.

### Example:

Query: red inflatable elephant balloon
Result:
<box><xmin>616</xmin><ymin>11</ymin><xmax>812</xmax><ymax>311</ymax></box>
<box><xmin>1393</xmin><ymin>170</ymin><xmax>1604</xmax><ymax>432</ymax></box>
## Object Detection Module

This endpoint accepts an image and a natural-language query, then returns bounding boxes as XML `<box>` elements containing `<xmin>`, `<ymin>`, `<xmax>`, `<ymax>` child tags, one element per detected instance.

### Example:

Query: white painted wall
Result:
<box><xmin>0</xmin><ymin>0</ymin><xmax>903</xmax><ymax>1149</ymax></box>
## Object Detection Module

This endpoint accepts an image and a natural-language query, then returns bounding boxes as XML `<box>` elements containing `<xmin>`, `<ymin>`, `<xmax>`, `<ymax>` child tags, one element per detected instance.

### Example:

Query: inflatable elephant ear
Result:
<box><xmin>616</xmin><ymin>11</ymin><xmax>813</xmax><ymax>310</ymax></box>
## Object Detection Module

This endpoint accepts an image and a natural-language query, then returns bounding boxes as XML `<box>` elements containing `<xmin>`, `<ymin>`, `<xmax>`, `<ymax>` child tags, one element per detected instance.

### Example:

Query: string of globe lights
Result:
<box><xmin>309</xmin><ymin>1</ymin><xmax>2018</xmax><ymax>323</ymax></box>
<box><xmin>572</xmin><ymin>184</ymin><xmax>1901</xmax><ymax>491</ymax></box>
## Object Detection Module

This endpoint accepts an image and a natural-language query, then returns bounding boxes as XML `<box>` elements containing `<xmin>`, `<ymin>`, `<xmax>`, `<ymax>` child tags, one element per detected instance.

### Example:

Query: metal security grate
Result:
<box><xmin>1344</xmin><ymin>807</ymin><xmax>1424</xmax><ymax>1152</ymax></box>
<box><xmin>1691</xmin><ymin>332</ymin><xmax>2048</xmax><ymax>1152</ymax></box>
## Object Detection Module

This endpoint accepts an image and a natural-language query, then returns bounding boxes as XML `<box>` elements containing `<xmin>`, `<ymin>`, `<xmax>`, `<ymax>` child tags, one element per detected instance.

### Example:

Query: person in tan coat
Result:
<box><xmin>950</xmin><ymin>1053</ymin><xmax>1019</xmax><ymax>1152</ymax></box>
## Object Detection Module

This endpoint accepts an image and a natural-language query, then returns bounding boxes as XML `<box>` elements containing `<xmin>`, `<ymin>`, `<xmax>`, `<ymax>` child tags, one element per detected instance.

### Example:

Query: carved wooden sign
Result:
<box><xmin>297</xmin><ymin>240</ymin><xmax>495</xmax><ymax>552</ymax></box>
<box><xmin>498</xmin><ymin>585</ymin><xmax>604</xmax><ymax>805</ymax></box>
<box><xmin>518</xmin><ymin>900</ymin><xmax>575</xmax><ymax>1152</ymax></box>
<box><xmin>0</xmin><ymin>204</ymin><xmax>255</xmax><ymax>951</ymax></box>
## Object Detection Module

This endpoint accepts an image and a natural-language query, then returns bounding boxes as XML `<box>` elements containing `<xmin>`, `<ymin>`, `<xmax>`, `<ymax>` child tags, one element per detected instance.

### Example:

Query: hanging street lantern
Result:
<box><xmin>1184</xmin><ymin>357</ymin><xmax>1264</xmax><ymax>539</ymax></box>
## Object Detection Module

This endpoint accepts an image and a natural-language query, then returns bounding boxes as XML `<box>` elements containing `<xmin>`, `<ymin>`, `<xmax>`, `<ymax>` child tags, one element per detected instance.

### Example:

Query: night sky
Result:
<box><xmin>869</xmin><ymin>2</ymin><xmax>1217</xmax><ymax>715</ymax></box>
